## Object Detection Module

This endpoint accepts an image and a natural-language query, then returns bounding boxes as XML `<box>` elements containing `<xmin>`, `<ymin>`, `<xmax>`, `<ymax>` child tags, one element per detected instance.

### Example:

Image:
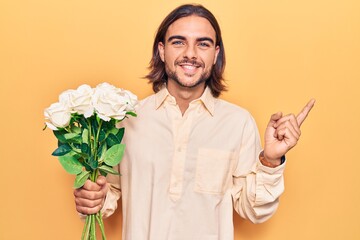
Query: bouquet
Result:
<box><xmin>44</xmin><ymin>83</ymin><xmax>138</xmax><ymax>240</ymax></box>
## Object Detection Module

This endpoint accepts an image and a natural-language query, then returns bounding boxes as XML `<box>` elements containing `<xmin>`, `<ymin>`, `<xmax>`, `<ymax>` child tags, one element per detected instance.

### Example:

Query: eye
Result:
<box><xmin>172</xmin><ymin>40</ymin><xmax>184</xmax><ymax>46</ymax></box>
<box><xmin>198</xmin><ymin>42</ymin><xmax>210</xmax><ymax>48</ymax></box>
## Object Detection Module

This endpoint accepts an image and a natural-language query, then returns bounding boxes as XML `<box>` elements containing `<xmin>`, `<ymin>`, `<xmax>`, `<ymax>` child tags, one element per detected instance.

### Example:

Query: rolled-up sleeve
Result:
<box><xmin>101</xmin><ymin>164</ymin><xmax>121</xmax><ymax>218</ymax></box>
<box><xmin>232</xmin><ymin>115</ymin><xmax>285</xmax><ymax>223</ymax></box>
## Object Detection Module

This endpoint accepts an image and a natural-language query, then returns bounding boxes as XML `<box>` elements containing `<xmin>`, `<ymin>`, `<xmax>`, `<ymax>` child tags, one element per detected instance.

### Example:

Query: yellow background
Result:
<box><xmin>1</xmin><ymin>0</ymin><xmax>359</xmax><ymax>239</ymax></box>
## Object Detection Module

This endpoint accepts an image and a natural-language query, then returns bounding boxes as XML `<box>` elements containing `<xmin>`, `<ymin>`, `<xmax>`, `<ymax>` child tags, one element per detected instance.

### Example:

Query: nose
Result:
<box><xmin>183</xmin><ymin>44</ymin><xmax>197</xmax><ymax>59</ymax></box>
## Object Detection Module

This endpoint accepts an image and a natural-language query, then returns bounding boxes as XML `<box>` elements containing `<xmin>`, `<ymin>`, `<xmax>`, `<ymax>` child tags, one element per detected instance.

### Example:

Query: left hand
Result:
<box><xmin>262</xmin><ymin>99</ymin><xmax>316</xmax><ymax>167</ymax></box>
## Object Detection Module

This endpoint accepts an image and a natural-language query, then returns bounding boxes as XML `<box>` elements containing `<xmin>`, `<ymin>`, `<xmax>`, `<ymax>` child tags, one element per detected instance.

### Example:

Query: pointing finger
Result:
<box><xmin>296</xmin><ymin>99</ymin><xmax>315</xmax><ymax>127</ymax></box>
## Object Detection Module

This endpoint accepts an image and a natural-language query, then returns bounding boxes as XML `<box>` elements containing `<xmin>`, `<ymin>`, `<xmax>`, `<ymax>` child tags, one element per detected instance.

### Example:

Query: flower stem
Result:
<box><xmin>90</xmin><ymin>169</ymin><xmax>98</xmax><ymax>182</ymax></box>
<box><xmin>90</xmin><ymin>214</ymin><xmax>96</xmax><ymax>240</ymax></box>
<box><xmin>83</xmin><ymin>117</ymin><xmax>106</xmax><ymax>240</ymax></box>
<box><xmin>94</xmin><ymin>120</ymin><xmax>103</xmax><ymax>158</ymax></box>
<box><xmin>87</xmin><ymin>119</ymin><xmax>93</xmax><ymax>153</ymax></box>
<box><xmin>81</xmin><ymin>215</ymin><xmax>91</xmax><ymax>240</ymax></box>
<box><xmin>96</xmin><ymin>212</ymin><xmax>107</xmax><ymax>240</ymax></box>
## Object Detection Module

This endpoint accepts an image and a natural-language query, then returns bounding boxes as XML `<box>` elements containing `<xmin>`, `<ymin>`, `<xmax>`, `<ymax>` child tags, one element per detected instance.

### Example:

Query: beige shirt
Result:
<box><xmin>102</xmin><ymin>86</ymin><xmax>285</xmax><ymax>240</ymax></box>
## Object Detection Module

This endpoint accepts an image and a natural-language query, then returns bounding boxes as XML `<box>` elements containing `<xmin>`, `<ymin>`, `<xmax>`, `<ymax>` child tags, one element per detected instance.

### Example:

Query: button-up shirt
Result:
<box><xmin>102</xmin><ymin>86</ymin><xmax>285</xmax><ymax>240</ymax></box>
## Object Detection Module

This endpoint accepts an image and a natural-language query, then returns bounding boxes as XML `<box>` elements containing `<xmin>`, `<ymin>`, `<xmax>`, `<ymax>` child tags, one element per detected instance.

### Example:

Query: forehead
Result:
<box><xmin>165</xmin><ymin>15</ymin><xmax>216</xmax><ymax>41</ymax></box>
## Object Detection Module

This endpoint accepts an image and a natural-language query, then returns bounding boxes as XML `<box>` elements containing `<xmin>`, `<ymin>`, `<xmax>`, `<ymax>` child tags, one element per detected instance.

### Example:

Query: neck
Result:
<box><xmin>167</xmin><ymin>81</ymin><xmax>206</xmax><ymax>115</ymax></box>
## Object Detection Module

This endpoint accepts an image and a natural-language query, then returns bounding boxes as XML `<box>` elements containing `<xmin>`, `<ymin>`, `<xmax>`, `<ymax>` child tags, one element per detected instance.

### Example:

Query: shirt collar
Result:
<box><xmin>155</xmin><ymin>86</ymin><xmax>171</xmax><ymax>109</ymax></box>
<box><xmin>198</xmin><ymin>87</ymin><xmax>215</xmax><ymax>116</ymax></box>
<box><xmin>155</xmin><ymin>85</ymin><xmax>215</xmax><ymax>116</ymax></box>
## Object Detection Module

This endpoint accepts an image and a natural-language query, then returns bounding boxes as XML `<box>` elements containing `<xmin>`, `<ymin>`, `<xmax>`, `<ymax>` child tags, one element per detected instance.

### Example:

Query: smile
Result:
<box><xmin>181</xmin><ymin>65</ymin><xmax>198</xmax><ymax>69</ymax></box>
<box><xmin>179</xmin><ymin>64</ymin><xmax>200</xmax><ymax>75</ymax></box>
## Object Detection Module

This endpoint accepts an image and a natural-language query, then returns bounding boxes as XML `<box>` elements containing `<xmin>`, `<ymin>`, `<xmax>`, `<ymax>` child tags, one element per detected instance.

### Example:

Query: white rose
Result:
<box><xmin>59</xmin><ymin>84</ymin><xmax>94</xmax><ymax>118</ymax></box>
<box><xmin>92</xmin><ymin>83</ymin><xmax>127</xmax><ymax>121</ymax></box>
<box><xmin>121</xmin><ymin>90</ymin><xmax>138</xmax><ymax>112</ymax></box>
<box><xmin>44</xmin><ymin>102</ymin><xmax>71</xmax><ymax>130</ymax></box>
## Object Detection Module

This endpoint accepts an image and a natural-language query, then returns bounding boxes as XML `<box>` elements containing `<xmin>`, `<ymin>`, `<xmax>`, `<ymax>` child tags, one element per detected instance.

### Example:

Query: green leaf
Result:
<box><xmin>73</xmin><ymin>143</ymin><xmax>81</xmax><ymax>150</ymax></box>
<box><xmin>82</xmin><ymin>128</ymin><xmax>89</xmax><ymax>144</ymax></box>
<box><xmin>82</xmin><ymin>161</ymin><xmax>92</xmax><ymax>172</ymax></box>
<box><xmin>70</xmin><ymin>125</ymin><xmax>82</xmax><ymax>134</ymax></box>
<box><xmin>103</xmin><ymin>144</ymin><xmax>125</xmax><ymax>166</ymax></box>
<box><xmin>78</xmin><ymin>118</ymin><xmax>88</xmax><ymax>128</ymax></box>
<box><xmin>74</xmin><ymin>171</ymin><xmax>90</xmax><ymax>189</ymax></box>
<box><xmin>81</xmin><ymin>143</ymin><xmax>90</xmax><ymax>155</ymax></box>
<box><xmin>98</xmin><ymin>165</ymin><xmax>120</xmax><ymax>175</ymax></box>
<box><xmin>116</xmin><ymin>128</ymin><xmax>125</xmax><ymax>143</ymax></box>
<box><xmin>58</xmin><ymin>155</ymin><xmax>84</xmax><ymax>174</ymax></box>
<box><xmin>52</xmin><ymin>144</ymin><xmax>72</xmax><ymax>156</ymax></box>
<box><xmin>87</xmin><ymin>156</ymin><xmax>98</xmax><ymax>170</ymax></box>
<box><xmin>71</xmin><ymin>152</ymin><xmax>82</xmax><ymax>160</ymax></box>
<box><xmin>101</xmin><ymin>119</ymin><xmax>111</xmax><ymax>131</ymax></box>
<box><xmin>99</xmin><ymin>170</ymin><xmax>108</xmax><ymax>177</ymax></box>
<box><xmin>53</xmin><ymin>130</ymin><xmax>67</xmax><ymax>143</ymax></box>
<box><xmin>106</xmin><ymin>133</ymin><xmax>120</xmax><ymax>148</ymax></box>
<box><xmin>64</xmin><ymin>133</ymin><xmax>81</xmax><ymax>143</ymax></box>
<box><xmin>57</xmin><ymin>140</ymin><xmax>64</xmax><ymax>147</ymax></box>
<box><xmin>64</xmin><ymin>133</ymin><xmax>79</xmax><ymax>140</ymax></box>
<box><xmin>126</xmin><ymin>111</ymin><xmax>137</xmax><ymax>117</ymax></box>
<box><xmin>108</xmin><ymin>126</ymin><xmax>119</xmax><ymax>136</ymax></box>
<box><xmin>98</xmin><ymin>129</ymin><xmax>106</xmax><ymax>142</ymax></box>
<box><xmin>97</xmin><ymin>143</ymin><xmax>107</xmax><ymax>160</ymax></box>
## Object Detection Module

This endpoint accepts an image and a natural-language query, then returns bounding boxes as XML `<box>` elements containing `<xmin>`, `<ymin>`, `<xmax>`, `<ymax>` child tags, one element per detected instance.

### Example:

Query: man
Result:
<box><xmin>74</xmin><ymin>4</ymin><xmax>315</xmax><ymax>239</ymax></box>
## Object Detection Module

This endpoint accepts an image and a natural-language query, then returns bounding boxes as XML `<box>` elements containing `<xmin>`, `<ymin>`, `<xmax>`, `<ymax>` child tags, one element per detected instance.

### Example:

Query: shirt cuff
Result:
<box><xmin>257</xmin><ymin>156</ymin><xmax>286</xmax><ymax>174</ymax></box>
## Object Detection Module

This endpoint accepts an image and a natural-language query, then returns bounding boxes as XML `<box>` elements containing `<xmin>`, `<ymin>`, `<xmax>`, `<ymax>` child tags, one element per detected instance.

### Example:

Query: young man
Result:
<box><xmin>74</xmin><ymin>4</ymin><xmax>314</xmax><ymax>239</ymax></box>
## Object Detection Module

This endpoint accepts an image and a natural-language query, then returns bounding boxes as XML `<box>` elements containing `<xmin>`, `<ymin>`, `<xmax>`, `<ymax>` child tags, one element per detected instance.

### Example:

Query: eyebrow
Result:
<box><xmin>167</xmin><ymin>35</ymin><xmax>215</xmax><ymax>45</ymax></box>
<box><xmin>197</xmin><ymin>37</ymin><xmax>215</xmax><ymax>45</ymax></box>
<box><xmin>167</xmin><ymin>35</ymin><xmax>186</xmax><ymax>42</ymax></box>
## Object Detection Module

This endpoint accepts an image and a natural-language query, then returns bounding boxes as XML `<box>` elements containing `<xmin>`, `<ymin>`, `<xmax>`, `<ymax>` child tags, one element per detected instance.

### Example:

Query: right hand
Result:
<box><xmin>73</xmin><ymin>175</ymin><xmax>109</xmax><ymax>215</ymax></box>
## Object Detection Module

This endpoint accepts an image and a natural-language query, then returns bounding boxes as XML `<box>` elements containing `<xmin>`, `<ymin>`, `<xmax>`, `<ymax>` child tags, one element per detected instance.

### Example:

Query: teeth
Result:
<box><xmin>182</xmin><ymin>65</ymin><xmax>196</xmax><ymax>69</ymax></box>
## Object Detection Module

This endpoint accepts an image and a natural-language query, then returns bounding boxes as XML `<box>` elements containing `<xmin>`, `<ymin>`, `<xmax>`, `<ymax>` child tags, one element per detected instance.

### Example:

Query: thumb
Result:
<box><xmin>96</xmin><ymin>175</ymin><xmax>107</xmax><ymax>186</ymax></box>
<box><xmin>268</xmin><ymin>112</ymin><xmax>282</xmax><ymax>127</ymax></box>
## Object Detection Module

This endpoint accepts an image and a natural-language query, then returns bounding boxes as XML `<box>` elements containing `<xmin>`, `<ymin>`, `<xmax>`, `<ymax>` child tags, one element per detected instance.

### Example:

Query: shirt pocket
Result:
<box><xmin>194</xmin><ymin>148</ymin><xmax>235</xmax><ymax>194</ymax></box>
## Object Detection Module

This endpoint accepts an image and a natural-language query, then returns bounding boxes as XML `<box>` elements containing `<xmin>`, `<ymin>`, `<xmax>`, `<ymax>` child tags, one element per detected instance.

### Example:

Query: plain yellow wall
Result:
<box><xmin>1</xmin><ymin>0</ymin><xmax>359</xmax><ymax>239</ymax></box>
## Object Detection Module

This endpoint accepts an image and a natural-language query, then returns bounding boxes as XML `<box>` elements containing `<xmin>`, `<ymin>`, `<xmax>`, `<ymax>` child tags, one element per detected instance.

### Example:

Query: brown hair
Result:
<box><xmin>145</xmin><ymin>4</ymin><xmax>227</xmax><ymax>97</ymax></box>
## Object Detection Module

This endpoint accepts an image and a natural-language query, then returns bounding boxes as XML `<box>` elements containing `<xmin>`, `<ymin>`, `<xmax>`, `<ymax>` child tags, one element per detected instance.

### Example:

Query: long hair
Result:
<box><xmin>145</xmin><ymin>4</ymin><xmax>226</xmax><ymax>98</ymax></box>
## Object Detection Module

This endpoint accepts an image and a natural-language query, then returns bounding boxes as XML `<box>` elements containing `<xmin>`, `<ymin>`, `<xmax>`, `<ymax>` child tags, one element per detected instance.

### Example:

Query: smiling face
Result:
<box><xmin>158</xmin><ymin>15</ymin><xmax>220</xmax><ymax>90</ymax></box>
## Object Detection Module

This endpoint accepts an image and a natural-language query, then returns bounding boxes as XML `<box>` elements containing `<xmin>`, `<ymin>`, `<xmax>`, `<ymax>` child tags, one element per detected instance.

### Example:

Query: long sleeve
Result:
<box><xmin>101</xmin><ymin>164</ymin><xmax>121</xmax><ymax>218</ymax></box>
<box><xmin>231</xmin><ymin>115</ymin><xmax>285</xmax><ymax>223</ymax></box>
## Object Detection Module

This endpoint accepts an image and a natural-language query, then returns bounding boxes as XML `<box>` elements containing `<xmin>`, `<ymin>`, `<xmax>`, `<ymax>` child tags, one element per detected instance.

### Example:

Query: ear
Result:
<box><xmin>213</xmin><ymin>45</ymin><xmax>220</xmax><ymax>65</ymax></box>
<box><xmin>158</xmin><ymin>42</ymin><xmax>165</xmax><ymax>62</ymax></box>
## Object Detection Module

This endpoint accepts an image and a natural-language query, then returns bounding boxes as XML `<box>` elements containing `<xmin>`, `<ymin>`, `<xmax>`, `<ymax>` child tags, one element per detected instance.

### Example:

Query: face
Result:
<box><xmin>158</xmin><ymin>15</ymin><xmax>220</xmax><ymax>89</ymax></box>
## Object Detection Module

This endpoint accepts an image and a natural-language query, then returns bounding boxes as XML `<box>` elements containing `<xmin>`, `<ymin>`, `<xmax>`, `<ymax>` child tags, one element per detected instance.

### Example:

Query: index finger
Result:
<box><xmin>296</xmin><ymin>99</ymin><xmax>316</xmax><ymax>127</ymax></box>
<box><xmin>82</xmin><ymin>179</ymin><xmax>102</xmax><ymax>191</ymax></box>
